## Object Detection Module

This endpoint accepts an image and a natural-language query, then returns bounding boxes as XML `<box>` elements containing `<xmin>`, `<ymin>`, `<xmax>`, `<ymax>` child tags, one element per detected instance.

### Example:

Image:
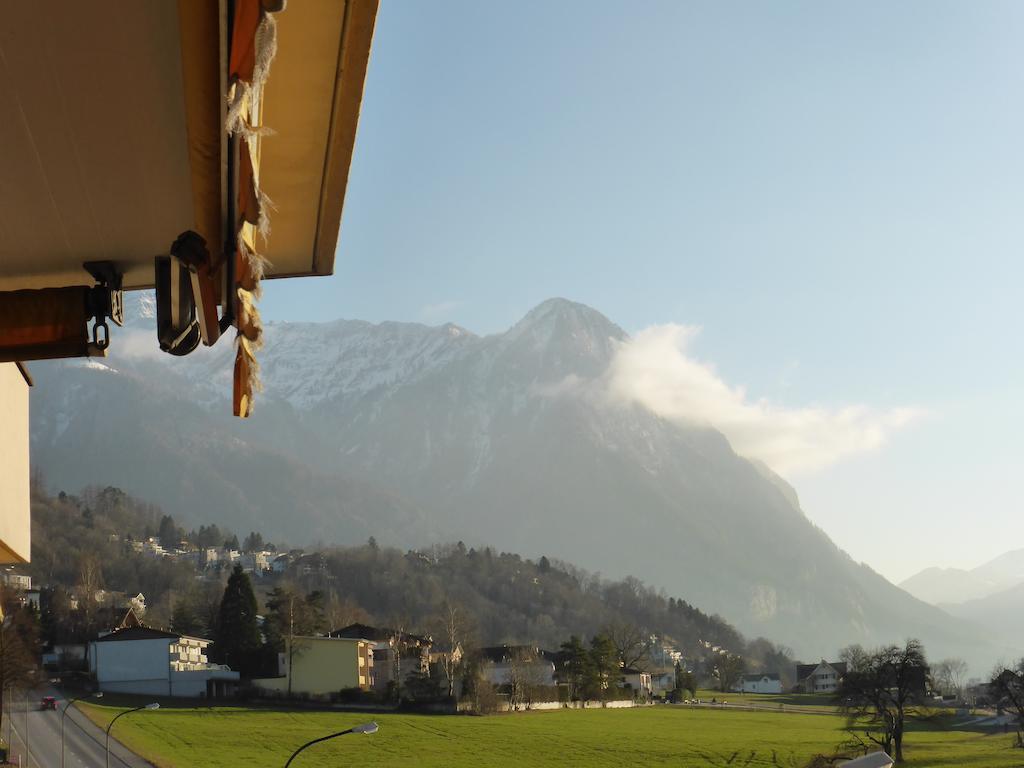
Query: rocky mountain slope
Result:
<box><xmin>28</xmin><ymin>296</ymin><xmax>1004</xmax><ymax>665</ymax></box>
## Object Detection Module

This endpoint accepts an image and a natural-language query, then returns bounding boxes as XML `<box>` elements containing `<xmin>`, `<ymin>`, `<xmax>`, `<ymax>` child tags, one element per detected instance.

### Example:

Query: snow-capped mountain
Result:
<box><xmin>28</xmin><ymin>297</ymin><xmax>1004</xmax><ymax>664</ymax></box>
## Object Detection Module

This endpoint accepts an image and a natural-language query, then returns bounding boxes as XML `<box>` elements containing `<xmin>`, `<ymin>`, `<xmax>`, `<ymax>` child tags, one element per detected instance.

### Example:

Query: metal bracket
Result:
<box><xmin>83</xmin><ymin>261</ymin><xmax>124</xmax><ymax>351</ymax></box>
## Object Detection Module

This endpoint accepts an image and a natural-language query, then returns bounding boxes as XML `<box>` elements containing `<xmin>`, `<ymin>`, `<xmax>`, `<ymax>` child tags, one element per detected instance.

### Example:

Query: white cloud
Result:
<box><xmin>114</xmin><ymin>328</ymin><xmax>166</xmax><ymax>360</ymax></box>
<box><xmin>605</xmin><ymin>324</ymin><xmax>921</xmax><ymax>475</ymax></box>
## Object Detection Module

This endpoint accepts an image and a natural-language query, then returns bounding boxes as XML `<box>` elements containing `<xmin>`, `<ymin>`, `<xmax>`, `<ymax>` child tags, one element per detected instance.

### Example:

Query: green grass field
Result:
<box><xmin>80</xmin><ymin>698</ymin><xmax>1021</xmax><ymax>768</ymax></box>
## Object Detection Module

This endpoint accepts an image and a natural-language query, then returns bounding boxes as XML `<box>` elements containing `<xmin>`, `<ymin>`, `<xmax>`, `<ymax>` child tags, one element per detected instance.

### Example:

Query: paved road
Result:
<box><xmin>5</xmin><ymin>688</ymin><xmax>152</xmax><ymax>768</ymax></box>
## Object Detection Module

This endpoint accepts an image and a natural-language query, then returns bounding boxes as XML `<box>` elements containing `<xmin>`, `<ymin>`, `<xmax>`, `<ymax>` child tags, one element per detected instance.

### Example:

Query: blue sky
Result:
<box><xmin>261</xmin><ymin>1</ymin><xmax>1024</xmax><ymax>583</ymax></box>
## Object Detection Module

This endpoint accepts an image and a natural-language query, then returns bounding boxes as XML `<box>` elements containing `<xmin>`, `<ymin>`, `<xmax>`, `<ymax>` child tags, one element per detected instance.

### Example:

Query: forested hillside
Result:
<box><xmin>29</xmin><ymin>483</ymin><xmax>200</xmax><ymax>625</ymax></box>
<box><xmin>289</xmin><ymin>542</ymin><xmax>745</xmax><ymax>656</ymax></box>
<box><xmin>26</xmin><ymin>483</ymin><xmax>796</xmax><ymax>673</ymax></box>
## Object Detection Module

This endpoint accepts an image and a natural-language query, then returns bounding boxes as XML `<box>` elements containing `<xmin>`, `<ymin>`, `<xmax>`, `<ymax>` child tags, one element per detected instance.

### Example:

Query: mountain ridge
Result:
<box><xmin>900</xmin><ymin>549</ymin><xmax>1024</xmax><ymax>606</ymax></box>
<box><xmin>29</xmin><ymin>296</ymin><xmax>1007</xmax><ymax>668</ymax></box>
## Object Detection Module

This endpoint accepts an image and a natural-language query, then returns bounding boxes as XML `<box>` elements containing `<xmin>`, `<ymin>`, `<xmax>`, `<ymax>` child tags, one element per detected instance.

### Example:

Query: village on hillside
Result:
<box><xmin>0</xmin><ymin>536</ymin><xmax>979</xmax><ymax>715</ymax></box>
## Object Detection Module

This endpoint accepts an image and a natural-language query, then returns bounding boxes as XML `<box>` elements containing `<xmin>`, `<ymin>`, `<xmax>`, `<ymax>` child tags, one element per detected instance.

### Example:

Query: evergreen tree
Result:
<box><xmin>559</xmin><ymin>635</ymin><xmax>589</xmax><ymax>700</ymax></box>
<box><xmin>674</xmin><ymin>661</ymin><xmax>696</xmax><ymax>698</ymax></box>
<box><xmin>170</xmin><ymin>595</ymin><xmax>206</xmax><ymax>637</ymax></box>
<box><xmin>264</xmin><ymin>587</ymin><xmax>326</xmax><ymax>651</ymax></box>
<box><xmin>212</xmin><ymin>565</ymin><xmax>262</xmax><ymax>676</ymax></box>
<box><xmin>588</xmin><ymin>633</ymin><xmax>619</xmax><ymax>700</ymax></box>
<box><xmin>158</xmin><ymin>514</ymin><xmax>180</xmax><ymax>548</ymax></box>
<box><xmin>192</xmin><ymin>524</ymin><xmax>223</xmax><ymax>548</ymax></box>
<box><xmin>243</xmin><ymin>531</ymin><xmax>264</xmax><ymax>553</ymax></box>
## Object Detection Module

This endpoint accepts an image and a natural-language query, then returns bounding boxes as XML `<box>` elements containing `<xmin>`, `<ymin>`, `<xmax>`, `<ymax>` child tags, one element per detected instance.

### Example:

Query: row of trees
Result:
<box><xmin>283</xmin><ymin>539</ymin><xmax>753</xmax><ymax>666</ymax></box>
<box><xmin>160</xmin><ymin>516</ymin><xmax>273</xmax><ymax>554</ymax></box>
<box><xmin>0</xmin><ymin>590</ymin><xmax>40</xmax><ymax>738</ymax></box>
<box><xmin>557</xmin><ymin>635</ymin><xmax>621</xmax><ymax>702</ymax></box>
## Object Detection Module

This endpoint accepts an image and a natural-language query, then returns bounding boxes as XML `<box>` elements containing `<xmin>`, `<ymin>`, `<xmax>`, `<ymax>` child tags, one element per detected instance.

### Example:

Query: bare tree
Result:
<box><xmin>77</xmin><ymin>554</ymin><xmax>104</xmax><ymax>635</ymax></box>
<box><xmin>713</xmin><ymin>653</ymin><xmax>746</xmax><ymax>693</ymax></box>
<box><xmin>430</xmin><ymin>601</ymin><xmax>475</xmax><ymax>699</ymax></box>
<box><xmin>324</xmin><ymin>590</ymin><xmax>370</xmax><ymax>632</ymax></box>
<box><xmin>989</xmin><ymin>660</ymin><xmax>1024</xmax><ymax>748</ymax></box>
<box><xmin>466</xmin><ymin>661</ymin><xmax>498</xmax><ymax>714</ymax></box>
<box><xmin>946</xmin><ymin>657</ymin><xmax>968</xmax><ymax>699</ymax></box>
<box><xmin>932</xmin><ymin>658</ymin><xmax>967</xmax><ymax>698</ymax></box>
<box><xmin>604</xmin><ymin>621</ymin><xmax>649</xmax><ymax>670</ymax></box>
<box><xmin>508</xmin><ymin>648</ymin><xmax>551</xmax><ymax>710</ymax></box>
<box><xmin>837</xmin><ymin>639</ymin><xmax>929</xmax><ymax>764</ymax></box>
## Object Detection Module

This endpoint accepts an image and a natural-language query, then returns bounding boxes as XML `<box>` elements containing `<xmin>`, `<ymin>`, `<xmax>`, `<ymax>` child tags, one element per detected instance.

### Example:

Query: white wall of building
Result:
<box><xmin>738</xmin><ymin>676</ymin><xmax>783</xmax><ymax>694</ymax></box>
<box><xmin>100</xmin><ymin>679</ymin><xmax>172</xmax><ymax>697</ymax></box>
<box><xmin>0</xmin><ymin>364</ymin><xmax>30</xmax><ymax>564</ymax></box>
<box><xmin>93</xmin><ymin>635</ymin><xmax>238</xmax><ymax>697</ymax></box>
<box><xmin>484</xmin><ymin>661</ymin><xmax>557</xmax><ymax>687</ymax></box>
<box><xmin>171</xmin><ymin>669</ymin><xmax>239</xmax><ymax>697</ymax></box>
<box><xmin>94</xmin><ymin>637</ymin><xmax>173</xmax><ymax>692</ymax></box>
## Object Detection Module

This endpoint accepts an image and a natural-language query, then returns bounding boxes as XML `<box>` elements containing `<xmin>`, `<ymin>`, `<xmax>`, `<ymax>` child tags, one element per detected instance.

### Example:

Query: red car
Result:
<box><xmin>40</xmin><ymin>696</ymin><xmax>57</xmax><ymax>710</ymax></box>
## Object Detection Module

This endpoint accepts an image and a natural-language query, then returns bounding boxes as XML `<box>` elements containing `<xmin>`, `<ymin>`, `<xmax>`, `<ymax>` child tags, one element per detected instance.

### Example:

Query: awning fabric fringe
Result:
<box><xmin>228</xmin><ymin>0</ymin><xmax>285</xmax><ymax>417</ymax></box>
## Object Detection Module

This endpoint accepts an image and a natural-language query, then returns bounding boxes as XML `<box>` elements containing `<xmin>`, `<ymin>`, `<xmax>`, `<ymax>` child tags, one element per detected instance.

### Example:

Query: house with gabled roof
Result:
<box><xmin>736</xmin><ymin>672</ymin><xmax>782</xmax><ymax>694</ymax></box>
<box><xmin>796</xmin><ymin>660</ymin><xmax>847</xmax><ymax>693</ymax></box>
<box><xmin>477</xmin><ymin>645</ymin><xmax>558</xmax><ymax>688</ymax></box>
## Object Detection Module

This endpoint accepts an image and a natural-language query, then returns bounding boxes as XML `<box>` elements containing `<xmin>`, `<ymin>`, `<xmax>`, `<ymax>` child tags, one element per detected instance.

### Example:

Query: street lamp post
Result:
<box><xmin>23</xmin><ymin>690</ymin><xmax>30</xmax><ymax>768</ymax></box>
<box><xmin>62</xmin><ymin>691</ymin><xmax>103</xmax><ymax>768</ymax></box>
<box><xmin>105</xmin><ymin>703</ymin><xmax>159</xmax><ymax>768</ymax></box>
<box><xmin>283</xmin><ymin>722</ymin><xmax>378</xmax><ymax>767</ymax></box>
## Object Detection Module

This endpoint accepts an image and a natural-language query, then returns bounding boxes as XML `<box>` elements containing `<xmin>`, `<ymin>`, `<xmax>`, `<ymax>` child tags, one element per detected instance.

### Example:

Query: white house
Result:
<box><xmin>621</xmin><ymin>667</ymin><xmax>653</xmax><ymax>697</ymax></box>
<box><xmin>129</xmin><ymin>593</ymin><xmax>147</xmax><ymax>616</ymax></box>
<box><xmin>735</xmin><ymin>672</ymin><xmax>782</xmax><ymax>694</ymax></box>
<box><xmin>797</xmin><ymin>660</ymin><xmax>847</xmax><ymax>694</ymax></box>
<box><xmin>238</xmin><ymin>552</ymin><xmax>270</xmax><ymax>574</ymax></box>
<box><xmin>90</xmin><ymin>626</ymin><xmax>238</xmax><ymax>697</ymax></box>
<box><xmin>479</xmin><ymin>646</ymin><xmax>557</xmax><ymax>688</ymax></box>
<box><xmin>0</xmin><ymin>571</ymin><xmax>31</xmax><ymax>591</ymax></box>
<box><xmin>143</xmin><ymin>538</ymin><xmax>166</xmax><ymax>557</ymax></box>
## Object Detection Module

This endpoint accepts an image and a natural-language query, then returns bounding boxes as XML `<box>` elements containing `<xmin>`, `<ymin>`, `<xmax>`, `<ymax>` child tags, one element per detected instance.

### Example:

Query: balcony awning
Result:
<box><xmin>0</xmin><ymin>0</ymin><xmax>378</xmax><ymax>414</ymax></box>
<box><xmin>0</xmin><ymin>0</ymin><xmax>376</xmax><ymax>290</ymax></box>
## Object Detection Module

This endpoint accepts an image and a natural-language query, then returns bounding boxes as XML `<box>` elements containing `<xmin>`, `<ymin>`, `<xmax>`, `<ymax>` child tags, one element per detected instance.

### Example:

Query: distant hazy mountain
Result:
<box><xmin>28</xmin><ymin>296</ymin><xmax>1006</xmax><ymax>666</ymax></box>
<box><xmin>939</xmin><ymin>581</ymin><xmax>1024</xmax><ymax>652</ymax></box>
<box><xmin>900</xmin><ymin>549</ymin><xmax>1024</xmax><ymax>606</ymax></box>
<box><xmin>900</xmin><ymin>550</ymin><xmax>1024</xmax><ymax>652</ymax></box>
